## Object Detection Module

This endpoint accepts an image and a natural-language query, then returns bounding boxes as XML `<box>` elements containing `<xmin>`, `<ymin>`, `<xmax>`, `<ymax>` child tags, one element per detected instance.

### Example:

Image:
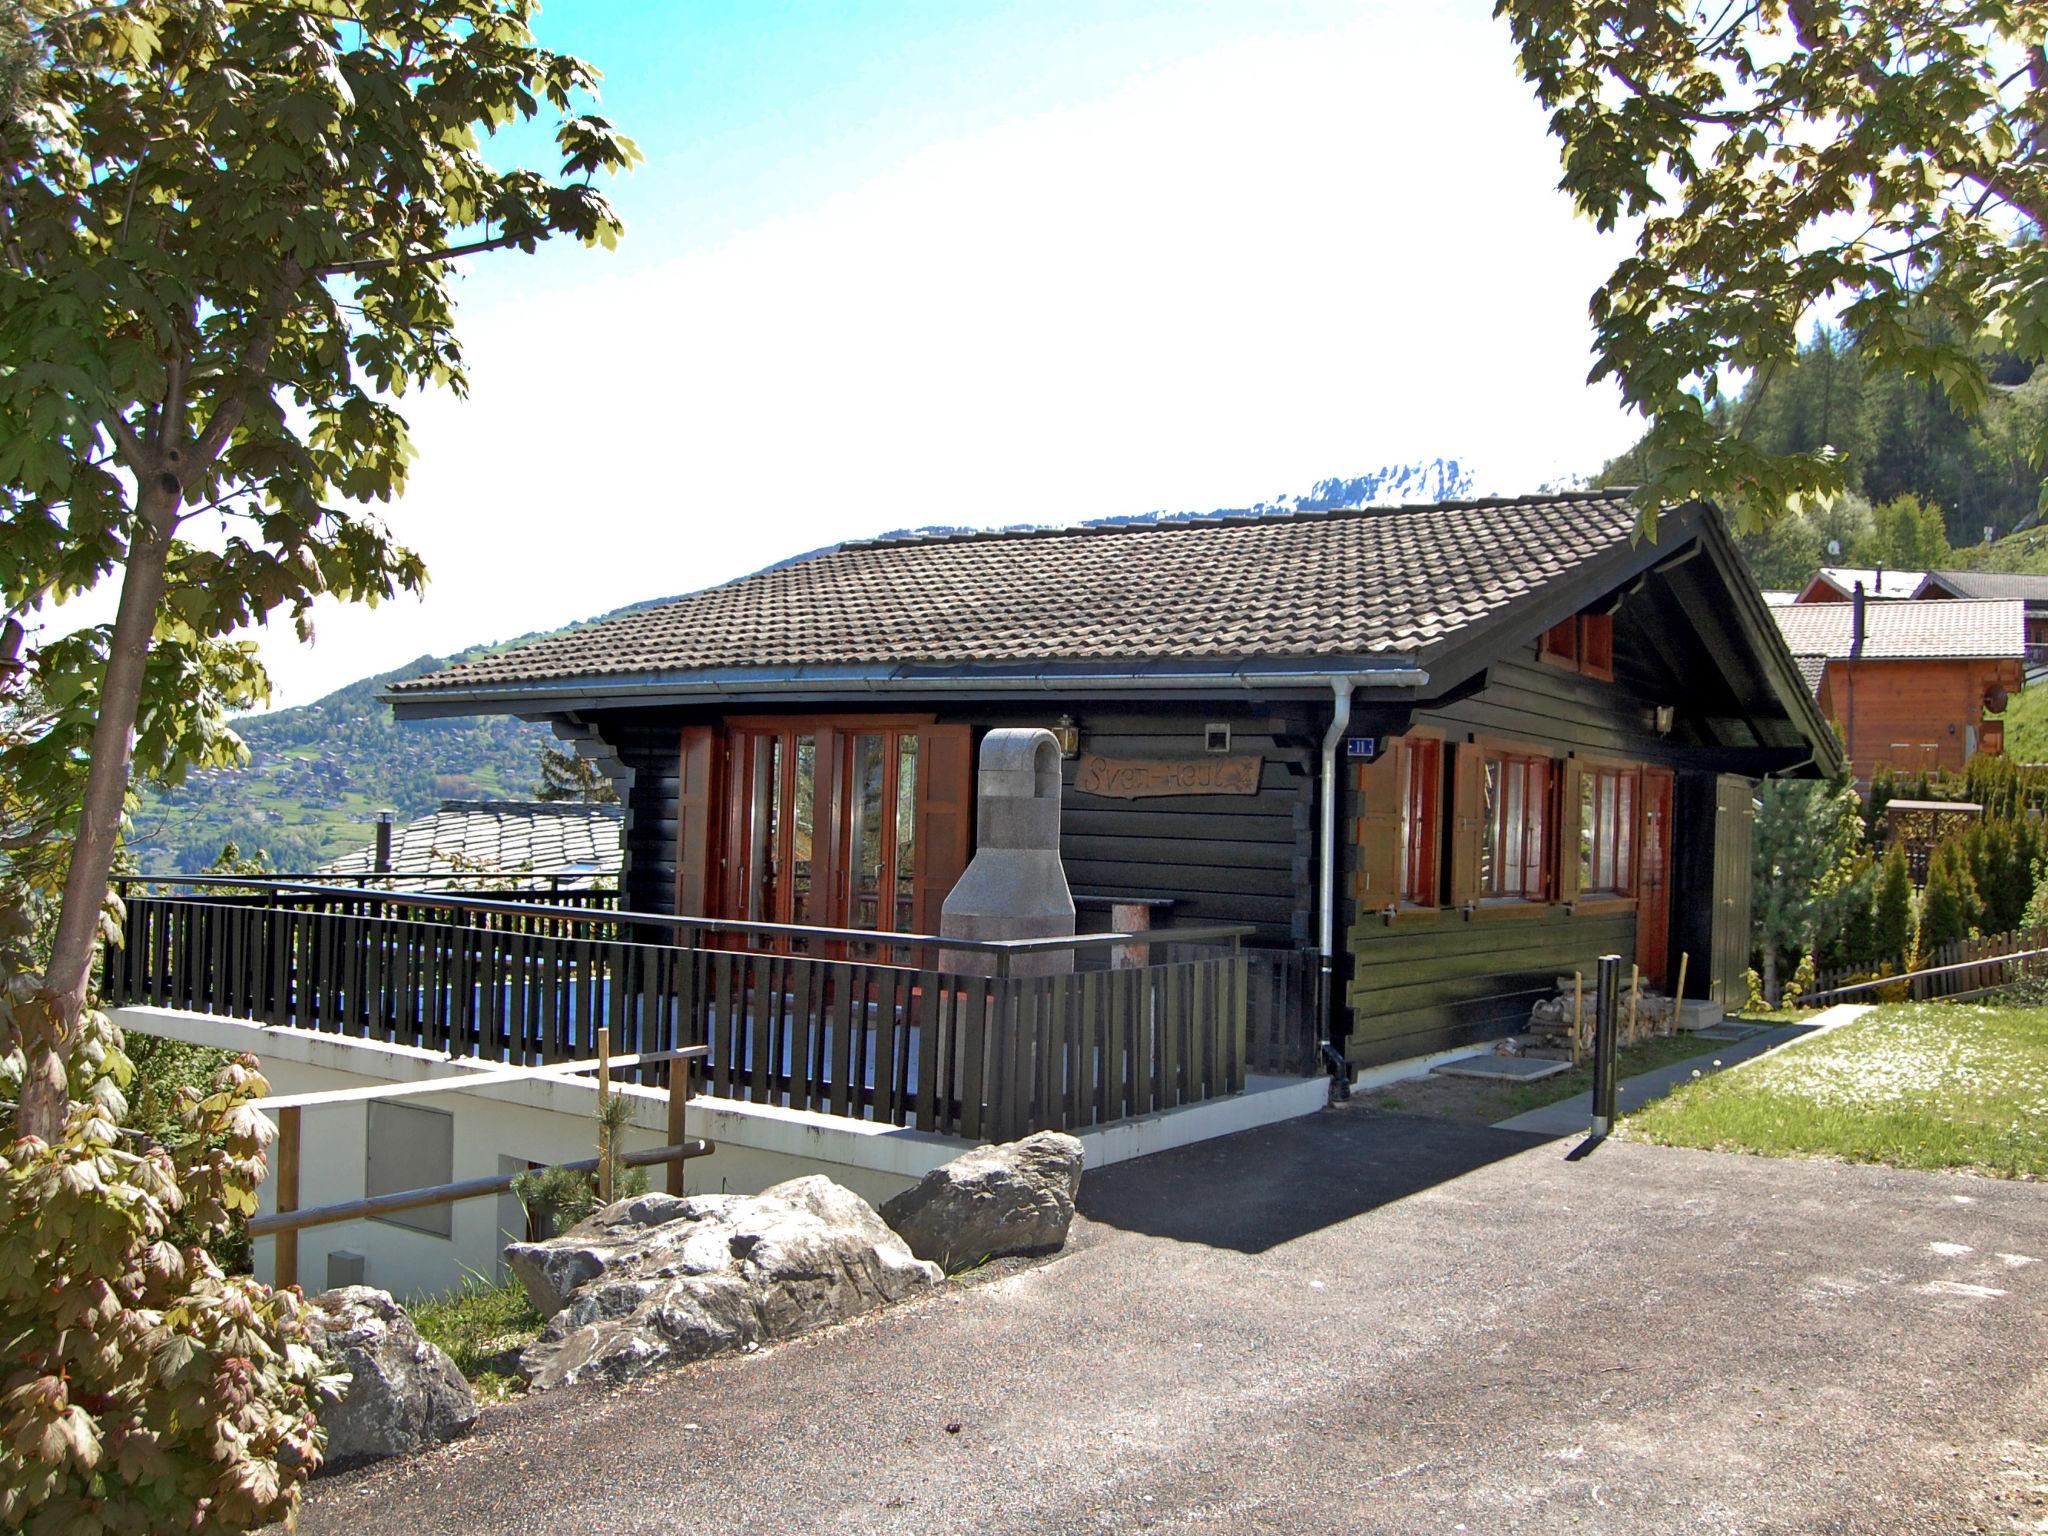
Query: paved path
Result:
<box><xmin>296</xmin><ymin>1112</ymin><xmax>2048</xmax><ymax>1535</ymax></box>
<box><xmin>1490</xmin><ymin>1026</ymin><xmax>1808</xmax><ymax>1136</ymax></box>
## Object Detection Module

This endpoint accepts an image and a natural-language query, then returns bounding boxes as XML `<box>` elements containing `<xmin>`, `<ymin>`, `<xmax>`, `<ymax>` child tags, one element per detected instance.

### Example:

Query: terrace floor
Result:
<box><xmin>289</xmin><ymin>1110</ymin><xmax>2048</xmax><ymax>1536</ymax></box>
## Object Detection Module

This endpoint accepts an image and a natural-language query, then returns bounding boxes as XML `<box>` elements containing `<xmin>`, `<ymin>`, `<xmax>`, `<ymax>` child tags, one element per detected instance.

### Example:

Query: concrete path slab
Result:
<box><xmin>1432</xmin><ymin>1051</ymin><xmax>1572</xmax><ymax>1082</ymax></box>
<box><xmin>287</xmin><ymin>1107</ymin><xmax>2048</xmax><ymax>1536</ymax></box>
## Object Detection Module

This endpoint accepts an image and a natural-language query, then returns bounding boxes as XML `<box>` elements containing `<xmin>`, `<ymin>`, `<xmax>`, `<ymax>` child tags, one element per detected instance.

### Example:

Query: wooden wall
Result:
<box><xmin>1814</xmin><ymin>657</ymin><xmax>2021</xmax><ymax>781</ymax></box>
<box><xmin>592</xmin><ymin>702</ymin><xmax>1319</xmax><ymax>947</ymax></box>
<box><xmin>1340</xmin><ymin>640</ymin><xmax>1732</xmax><ymax>1068</ymax></box>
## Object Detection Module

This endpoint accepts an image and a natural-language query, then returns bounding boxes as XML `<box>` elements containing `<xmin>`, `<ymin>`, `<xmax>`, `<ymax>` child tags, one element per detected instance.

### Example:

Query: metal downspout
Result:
<box><xmin>1319</xmin><ymin>679</ymin><xmax>1359</xmax><ymax>1097</ymax></box>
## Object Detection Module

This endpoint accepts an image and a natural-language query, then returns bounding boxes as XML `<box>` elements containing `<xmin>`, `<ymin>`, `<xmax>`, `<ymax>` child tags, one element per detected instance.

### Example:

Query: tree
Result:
<box><xmin>0</xmin><ymin>2</ymin><xmax>638</xmax><ymax>1140</ymax></box>
<box><xmin>1919</xmin><ymin>838</ymin><xmax>1984</xmax><ymax>953</ymax></box>
<box><xmin>1854</xmin><ymin>492</ymin><xmax>1952</xmax><ymax>571</ymax></box>
<box><xmin>1500</xmin><ymin>1</ymin><xmax>2048</xmax><ymax>527</ymax></box>
<box><xmin>1751</xmin><ymin>773</ymin><xmax>1868</xmax><ymax>1004</ymax></box>
<box><xmin>1870</xmin><ymin>840</ymin><xmax>1915</xmax><ymax>967</ymax></box>
<box><xmin>535</xmin><ymin>743</ymin><xmax>620</xmax><ymax>805</ymax></box>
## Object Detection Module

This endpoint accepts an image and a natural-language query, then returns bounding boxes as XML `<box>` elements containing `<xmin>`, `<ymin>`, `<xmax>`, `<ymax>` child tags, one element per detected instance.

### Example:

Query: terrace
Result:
<box><xmin>108</xmin><ymin>875</ymin><xmax>1287</xmax><ymax>1146</ymax></box>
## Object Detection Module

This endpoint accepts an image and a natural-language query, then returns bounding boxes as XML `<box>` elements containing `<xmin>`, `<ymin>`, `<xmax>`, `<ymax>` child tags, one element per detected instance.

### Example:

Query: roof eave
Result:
<box><xmin>384</xmin><ymin>656</ymin><xmax>1437</xmax><ymax>720</ymax></box>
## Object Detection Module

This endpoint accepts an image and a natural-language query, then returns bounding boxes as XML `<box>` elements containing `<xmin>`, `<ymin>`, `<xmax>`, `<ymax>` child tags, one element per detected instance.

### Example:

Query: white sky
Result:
<box><xmin>49</xmin><ymin>6</ymin><xmax>1644</xmax><ymax>709</ymax></box>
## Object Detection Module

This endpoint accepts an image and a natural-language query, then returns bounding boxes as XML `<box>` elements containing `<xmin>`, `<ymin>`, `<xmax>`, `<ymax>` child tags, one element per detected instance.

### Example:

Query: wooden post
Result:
<box><xmin>275</xmin><ymin>1105</ymin><xmax>301</xmax><ymax>1291</ymax></box>
<box><xmin>1674</xmin><ymin>952</ymin><xmax>1690</xmax><ymax>1030</ymax></box>
<box><xmin>665</xmin><ymin>1040</ymin><xmax>690</xmax><ymax>1196</ymax></box>
<box><xmin>1627</xmin><ymin>964</ymin><xmax>1641</xmax><ymax>1047</ymax></box>
<box><xmin>1570</xmin><ymin>972</ymin><xmax>1585</xmax><ymax>1067</ymax></box>
<box><xmin>596</xmin><ymin>1026</ymin><xmax>613</xmax><ymax>1205</ymax></box>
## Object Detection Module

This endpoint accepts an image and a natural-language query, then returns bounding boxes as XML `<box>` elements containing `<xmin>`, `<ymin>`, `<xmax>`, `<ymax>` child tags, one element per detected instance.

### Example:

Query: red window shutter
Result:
<box><xmin>1540</xmin><ymin>619</ymin><xmax>1579</xmax><ymax>667</ymax></box>
<box><xmin>1558</xmin><ymin>759</ymin><xmax>1584</xmax><ymax>902</ymax></box>
<box><xmin>674</xmin><ymin>724</ymin><xmax>718</xmax><ymax>918</ymax></box>
<box><xmin>912</xmin><ymin>724</ymin><xmax>974</xmax><ymax>935</ymax></box>
<box><xmin>1354</xmin><ymin>749</ymin><xmax>1403</xmax><ymax>906</ymax></box>
<box><xmin>1446</xmin><ymin>744</ymin><xmax>1485</xmax><ymax>907</ymax></box>
<box><xmin>1579</xmin><ymin>614</ymin><xmax>1615</xmax><ymax>680</ymax></box>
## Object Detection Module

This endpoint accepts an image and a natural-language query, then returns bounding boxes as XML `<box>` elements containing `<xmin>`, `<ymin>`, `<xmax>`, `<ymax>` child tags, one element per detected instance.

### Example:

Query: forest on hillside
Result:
<box><xmin>1597</xmin><ymin>326</ymin><xmax>2048</xmax><ymax>589</ymax></box>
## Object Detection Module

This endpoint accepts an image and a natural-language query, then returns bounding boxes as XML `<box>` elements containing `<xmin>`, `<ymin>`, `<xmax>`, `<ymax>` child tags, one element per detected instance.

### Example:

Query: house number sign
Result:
<box><xmin>1075</xmin><ymin>753</ymin><xmax>1263</xmax><ymax>799</ymax></box>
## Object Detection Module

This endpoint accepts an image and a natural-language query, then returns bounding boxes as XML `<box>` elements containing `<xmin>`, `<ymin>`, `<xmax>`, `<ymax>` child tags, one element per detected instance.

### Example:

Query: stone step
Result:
<box><xmin>1676</xmin><ymin>998</ymin><xmax>1726</xmax><ymax>1032</ymax></box>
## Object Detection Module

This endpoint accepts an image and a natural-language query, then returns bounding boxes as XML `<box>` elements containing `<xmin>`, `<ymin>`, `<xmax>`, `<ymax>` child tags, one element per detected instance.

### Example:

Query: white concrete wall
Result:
<box><xmin>114</xmin><ymin>1007</ymin><xmax>971</xmax><ymax>1302</ymax></box>
<box><xmin>114</xmin><ymin>1007</ymin><xmax>1337</xmax><ymax>1303</ymax></box>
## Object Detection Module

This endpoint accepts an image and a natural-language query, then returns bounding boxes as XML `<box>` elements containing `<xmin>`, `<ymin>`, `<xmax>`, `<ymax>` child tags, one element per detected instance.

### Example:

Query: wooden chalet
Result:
<box><xmin>388</xmin><ymin>491</ymin><xmax>1838</xmax><ymax>1077</ymax></box>
<box><xmin>1771</xmin><ymin>596</ymin><xmax>2024</xmax><ymax>781</ymax></box>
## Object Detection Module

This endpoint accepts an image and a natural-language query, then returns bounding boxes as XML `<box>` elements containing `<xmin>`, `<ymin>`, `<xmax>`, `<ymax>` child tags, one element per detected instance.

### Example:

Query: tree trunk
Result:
<box><xmin>1762</xmin><ymin>945</ymin><xmax>1780</xmax><ymax>1009</ymax></box>
<box><xmin>17</xmin><ymin>494</ymin><xmax>177</xmax><ymax>1142</ymax></box>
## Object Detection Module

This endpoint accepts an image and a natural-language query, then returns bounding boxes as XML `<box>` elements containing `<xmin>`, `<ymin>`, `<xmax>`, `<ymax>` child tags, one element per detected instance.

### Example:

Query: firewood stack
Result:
<box><xmin>1522</xmin><ymin>975</ymin><xmax>1678</xmax><ymax>1060</ymax></box>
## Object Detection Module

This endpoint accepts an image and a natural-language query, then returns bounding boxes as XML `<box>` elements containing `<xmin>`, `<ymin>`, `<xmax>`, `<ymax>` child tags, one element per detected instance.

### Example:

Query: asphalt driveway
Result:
<box><xmin>296</xmin><ymin>1111</ymin><xmax>2048</xmax><ymax>1535</ymax></box>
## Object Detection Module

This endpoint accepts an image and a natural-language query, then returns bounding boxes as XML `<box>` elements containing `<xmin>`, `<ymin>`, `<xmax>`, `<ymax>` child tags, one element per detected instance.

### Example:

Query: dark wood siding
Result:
<box><xmin>593</xmin><ymin>702</ymin><xmax>1318</xmax><ymax>946</ymax></box>
<box><xmin>1342</xmin><ymin>640</ymin><xmax>1724</xmax><ymax>1067</ymax></box>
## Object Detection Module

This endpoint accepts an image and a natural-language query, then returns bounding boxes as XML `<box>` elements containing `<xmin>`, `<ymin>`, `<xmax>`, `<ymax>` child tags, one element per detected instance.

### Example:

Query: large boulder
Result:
<box><xmin>305</xmin><ymin>1286</ymin><xmax>477</xmax><ymax>1466</ymax></box>
<box><xmin>506</xmin><ymin>1176</ymin><xmax>941</xmax><ymax>1391</ymax></box>
<box><xmin>879</xmin><ymin>1130</ymin><xmax>1083</xmax><ymax>1274</ymax></box>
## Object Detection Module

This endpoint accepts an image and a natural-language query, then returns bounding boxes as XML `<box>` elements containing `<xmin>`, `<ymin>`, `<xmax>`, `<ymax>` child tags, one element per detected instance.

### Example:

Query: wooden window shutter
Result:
<box><xmin>1579</xmin><ymin>614</ymin><xmax>1615</xmax><ymax>680</ymax></box>
<box><xmin>1540</xmin><ymin>619</ymin><xmax>1578</xmax><ymax>667</ymax></box>
<box><xmin>1354</xmin><ymin>751</ymin><xmax>1402</xmax><ymax>905</ymax></box>
<box><xmin>674</xmin><ymin>724</ymin><xmax>718</xmax><ymax>918</ymax></box>
<box><xmin>1557</xmin><ymin>759</ymin><xmax>1584</xmax><ymax>902</ymax></box>
<box><xmin>911</xmin><ymin>724</ymin><xmax>974</xmax><ymax>934</ymax></box>
<box><xmin>1447</xmin><ymin>744</ymin><xmax>1485</xmax><ymax>907</ymax></box>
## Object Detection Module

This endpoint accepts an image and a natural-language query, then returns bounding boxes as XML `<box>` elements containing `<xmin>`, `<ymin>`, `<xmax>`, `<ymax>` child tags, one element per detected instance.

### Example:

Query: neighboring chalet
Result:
<box><xmin>389</xmin><ymin>490</ymin><xmax>1837</xmax><ymax>1073</ymax></box>
<box><xmin>1915</xmin><ymin>570</ymin><xmax>2048</xmax><ymax>679</ymax></box>
<box><xmin>323</xmin><ymin>799</ymin><xmax>623</xmax><ymax>891</ymax></box>
<box><xmin>1796</xmin><ymin>566</ymin><xmax>1927</xmax><ymax>603</ymax></box>
<box><xmin>1771</xmin><ymin>597</ymin><xmax>2025</xmax><ymax>781</ymax></box>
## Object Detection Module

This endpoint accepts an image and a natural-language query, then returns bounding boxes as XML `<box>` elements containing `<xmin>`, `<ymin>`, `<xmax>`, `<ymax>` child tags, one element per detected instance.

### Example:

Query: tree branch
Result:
<box><xmin>317</xmin><ymin>230</ymin><xmax>524</xmax><ymax>277</ymax></box>
<box><xmin>188</xmin><ymin>261</ymin><xmax>303</xmax><ymax>474</ymax></box>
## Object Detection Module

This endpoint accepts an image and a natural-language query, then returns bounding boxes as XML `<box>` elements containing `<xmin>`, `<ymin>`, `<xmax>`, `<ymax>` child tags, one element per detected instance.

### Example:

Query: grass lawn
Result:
<box><xmin>1626</xmin><ymin>1003</ymin><xmax>2048</xmax><ymax>1178</ymax></box>
<box><xmin>409</xmin><ymin>1275</ymin><xmax>545</xmax><ymax>1403</ymax></box>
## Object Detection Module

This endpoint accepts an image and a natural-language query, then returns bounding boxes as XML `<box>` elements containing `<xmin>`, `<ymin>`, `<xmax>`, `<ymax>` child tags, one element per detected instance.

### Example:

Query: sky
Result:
<box><xmin>81</xmin><ymin>0</ymin><xmax>1648</xmax><ymax>709</ymax></box>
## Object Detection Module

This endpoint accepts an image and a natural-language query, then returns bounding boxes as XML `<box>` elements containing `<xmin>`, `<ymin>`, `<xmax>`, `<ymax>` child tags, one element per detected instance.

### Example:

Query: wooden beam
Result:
<box><xmin>274</xmin><ymin>1105</ymin><xmax>301</xmax><ymax>1290</ymax></box>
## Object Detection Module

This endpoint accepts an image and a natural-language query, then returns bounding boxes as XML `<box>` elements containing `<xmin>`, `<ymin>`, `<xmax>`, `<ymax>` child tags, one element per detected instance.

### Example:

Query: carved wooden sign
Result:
<box><xmin>1075</xmin><ymin>753</ymin><xmax>1263</xmax><ymax>800</ymax></box>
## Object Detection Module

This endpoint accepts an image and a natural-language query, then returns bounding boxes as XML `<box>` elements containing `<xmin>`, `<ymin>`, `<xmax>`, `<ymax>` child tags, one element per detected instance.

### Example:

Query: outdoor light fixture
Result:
<box><xmin>1050</xmin><ymin>714</ymin><xmax>1081</xmax><ymax>758</ymax></box>
<box><xmin>1650</xmin><ymin>705</ymin><xmax>1675</xmax><ymax>735</ymax></box>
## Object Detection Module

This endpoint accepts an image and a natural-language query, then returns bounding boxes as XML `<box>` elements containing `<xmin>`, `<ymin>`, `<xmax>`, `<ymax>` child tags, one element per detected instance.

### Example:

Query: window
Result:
<box><xmin>1578</xmin><ymin>767</ymin><xmax>1637</xmax><ymax>895</ymax></box>
<box><xmin>365</xmin><ymin>1101</ymin><xmax>454</xmax><ymax>1238</ymax></box>
<box><xmin>703</xmin><ymin>719</ymin><xmax>972</xmax><ymax>947</ymax></box>
<box><xmin>1539</xmin><ymin>612</ymin><xmax>1615</xmax><ymax>681</ymax></box>
<box><xmin>1395</xmin><ymin>738</ymin><xmax>1442</xmax><ymax>906</ymax></box>
<box><xmin>1480</xmin><ymin>752</ymin><xmax>1552</xmax><ymax>901</ymax></box>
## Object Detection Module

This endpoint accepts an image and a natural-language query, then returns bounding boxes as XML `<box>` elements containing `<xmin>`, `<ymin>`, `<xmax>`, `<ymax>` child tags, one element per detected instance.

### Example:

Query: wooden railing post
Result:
<box><xmin>274</xmin><ymin>1105</ymin><xmax>301</xmax><ymax>1292</ymax></box>
<box><xmin>596</xmin><ymin>1026</ymin><xmax>613</xmax><ymax>1205</ymax></box>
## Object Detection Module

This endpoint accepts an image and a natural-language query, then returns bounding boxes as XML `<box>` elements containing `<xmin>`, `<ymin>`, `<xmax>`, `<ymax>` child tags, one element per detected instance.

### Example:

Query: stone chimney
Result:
<box><xmin>373</xmin><ymin>809</ymin><xmax>396</xmax><ymax>874</ymax></box>
<box><xmin>939</xmin><ymin>729</ymin><xmax>1075</xmax><ymax>977</ymax></box>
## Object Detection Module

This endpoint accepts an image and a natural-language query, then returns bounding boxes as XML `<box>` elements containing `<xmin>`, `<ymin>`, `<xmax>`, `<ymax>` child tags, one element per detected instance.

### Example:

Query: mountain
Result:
<box><xmin>133</xmin><ymin>460</ymin><xmax>1471</xmax><ymax>873</ymax></box>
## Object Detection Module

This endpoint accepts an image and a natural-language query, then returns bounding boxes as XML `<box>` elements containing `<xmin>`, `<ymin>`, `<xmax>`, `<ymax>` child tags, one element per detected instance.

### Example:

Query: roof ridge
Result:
<box><xmin>837</xmin><ymin>487</ymin><xmax>1635</xmax><ymax>554</ymax></box>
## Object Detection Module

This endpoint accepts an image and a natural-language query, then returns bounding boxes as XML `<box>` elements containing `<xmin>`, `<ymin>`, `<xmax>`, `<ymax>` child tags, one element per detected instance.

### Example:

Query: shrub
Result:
<box><xmin>0</xmin><ymin>902</ymin><xmax>338</xmax><ymax>1533</ymax></box>
<box><xmin>1870</xmin><ymin>843</ymin><xmax>1916</xmax><ymax>968</ymax></box>
<box><xmin>1918</xmin><ymin>838</ymin><xmax>1983</xmax><ymax>953</ymax></box>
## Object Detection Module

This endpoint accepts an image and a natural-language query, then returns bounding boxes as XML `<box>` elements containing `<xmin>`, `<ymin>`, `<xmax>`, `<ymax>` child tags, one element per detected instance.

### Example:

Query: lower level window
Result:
<box><xmin>1395</xmin><ymin>738</ymin><xmax>1442</xmax><ymax>906</ymax></box>
<box><xmin>1481</xmin><ymin>753</ymin><xmax>1551</xmax><ymax>900</ymax></box>
<box><xmin>1579</xmin><ymin>767</ymin><xmax>1637</xmax><ymax>895</ymax></box>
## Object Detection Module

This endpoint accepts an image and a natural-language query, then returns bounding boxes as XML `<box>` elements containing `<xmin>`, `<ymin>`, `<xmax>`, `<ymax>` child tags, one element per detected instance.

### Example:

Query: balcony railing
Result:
<box><xmin>107</xmin><ymin>879</ymin><xmax>1267</xmax><ymax>1143</ymax></box>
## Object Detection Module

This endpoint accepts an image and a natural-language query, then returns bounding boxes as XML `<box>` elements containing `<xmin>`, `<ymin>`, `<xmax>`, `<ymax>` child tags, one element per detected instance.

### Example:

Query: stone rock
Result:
<box><xmin>878</xmin><ymin>1130</ymin><xmax>1083</xmax><ymax>1274</ymax></box>
<box><xmin>506</xmin><ymin>1175</ymin><xmax>941</xmax><ymax>1392</ymax></box>
<box><xmin>305</xmin><ymin>1286</ymin><xmax>477</xmax><ymax>1466</ymax></box>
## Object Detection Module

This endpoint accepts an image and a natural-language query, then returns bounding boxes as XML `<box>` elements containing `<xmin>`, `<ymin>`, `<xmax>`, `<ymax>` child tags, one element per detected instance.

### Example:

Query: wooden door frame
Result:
<box><xmin>1636</xmin><ymin>765</ymin><xmax>1676</xmax><ymax>988</ymax></box>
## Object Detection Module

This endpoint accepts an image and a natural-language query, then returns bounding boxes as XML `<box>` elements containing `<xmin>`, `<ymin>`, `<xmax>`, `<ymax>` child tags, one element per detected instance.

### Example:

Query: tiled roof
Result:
<box><xmin>1920</xmin><ymin>570</ymin><xmax>2048</xmax><ymax>602</ymax></box>
<box><xmin>1792</xmin><ymin>655</ymin><xmax>1828</xmax><ymax>697</ymax></box>
<box><xmin>1771</xmin><ymin>599</ymin><xmax>2025</xmax><ymax>662</ymax></box>
<box><xmin>323</xmin><ymin>801</ymin><xmax>623</xmax><ymax>889</ymax></box>
<box><xmin>394</xmin><ymin>491</ymin><xmax>1645</xmax><ymax>695</ymax></box>
<box><xmin>1806</xmin><ymin>566</ymin><xmax>1927</xmax><ymax>599</ymax></box>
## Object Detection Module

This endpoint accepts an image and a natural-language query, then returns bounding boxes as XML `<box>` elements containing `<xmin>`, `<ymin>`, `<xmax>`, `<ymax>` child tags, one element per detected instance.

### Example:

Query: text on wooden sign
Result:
<box><xmin>1074</xmin><ymin>753</ymin><xmax>1263</xmax><ymax>799</ymax></box>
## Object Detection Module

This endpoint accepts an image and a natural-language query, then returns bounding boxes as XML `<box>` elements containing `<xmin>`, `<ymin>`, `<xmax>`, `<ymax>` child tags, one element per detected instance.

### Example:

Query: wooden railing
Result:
<box><xmin>106</xmin><ymin>883</ymin><xmax>1253</xmax><ymax>1142</ymax></box>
